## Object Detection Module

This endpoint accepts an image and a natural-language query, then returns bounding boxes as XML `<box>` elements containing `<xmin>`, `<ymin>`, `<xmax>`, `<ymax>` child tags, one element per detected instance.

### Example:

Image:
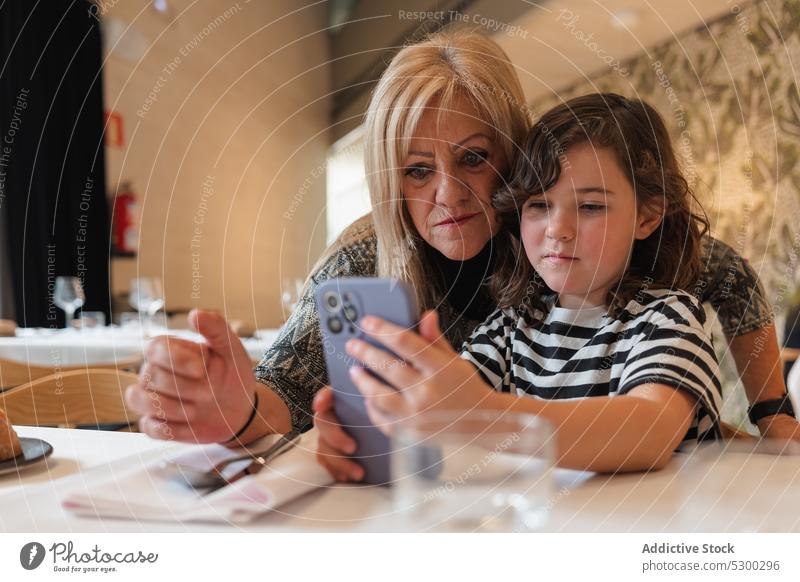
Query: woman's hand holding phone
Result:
<box><xmin>345</xmin><ymin>310</ymin><xmax>497</xmax><ymax>432</ymax></box>
<box><xmin>313</xmin><ymin>386</ymin><xmax>365</xmax><ymax>482</ymax></box>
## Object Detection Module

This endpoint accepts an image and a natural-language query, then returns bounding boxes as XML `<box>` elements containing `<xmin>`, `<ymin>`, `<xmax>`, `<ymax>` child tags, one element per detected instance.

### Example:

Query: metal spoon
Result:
<box><xmin>200</xmin><ymin>435</ymin><xmax>302</xmax><ymax>496</ymax></box>
<box><xmin>162</xmin><ymin>430</ymin><xmax>301</xmax><ymax>491</ymax></box>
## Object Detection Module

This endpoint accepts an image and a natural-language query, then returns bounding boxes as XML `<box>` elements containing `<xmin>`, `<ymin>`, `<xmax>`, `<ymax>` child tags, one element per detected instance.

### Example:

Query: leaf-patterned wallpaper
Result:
<box><xmin>534</xmin><ymin>0</ymin><xmax>800</xmax><ymax>320</ymax></box>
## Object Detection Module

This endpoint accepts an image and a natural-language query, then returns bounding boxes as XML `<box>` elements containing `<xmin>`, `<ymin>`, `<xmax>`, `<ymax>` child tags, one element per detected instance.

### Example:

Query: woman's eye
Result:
<box><xmin>581</xmin><ymin>204</ymin><xmax>606</xmax><ymax>212</ymax></box>
<box><xmin>404</xmin><ymin>165</ymin><xmax>432</xmax><ymax>180</ymax></box>
<box><xmin>462</xmin><ymin>150</ymin><xmax>488</xmax><ymax>167</ymax></box>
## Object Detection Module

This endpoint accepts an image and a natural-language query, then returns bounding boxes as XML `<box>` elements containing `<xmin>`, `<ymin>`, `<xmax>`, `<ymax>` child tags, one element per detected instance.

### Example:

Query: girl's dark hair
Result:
<box><xmin>490</xmin><ymin>92</ymin><xmax>709</xmax><ymax>317</ymax></box>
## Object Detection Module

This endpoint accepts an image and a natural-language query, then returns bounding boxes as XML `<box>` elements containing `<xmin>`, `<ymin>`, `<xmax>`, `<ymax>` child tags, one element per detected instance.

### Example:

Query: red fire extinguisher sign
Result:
<box><xmin>111</xmin><ymin>181</ymin><xmax>138</xmax><ymax>256</ymax></box>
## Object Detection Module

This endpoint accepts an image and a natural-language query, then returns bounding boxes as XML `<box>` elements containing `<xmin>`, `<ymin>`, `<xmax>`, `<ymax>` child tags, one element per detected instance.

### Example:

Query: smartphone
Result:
<box><xmin>315</xmin><ymin>277</ymin><xmax>419</xmax><ymax>485</ymax></box>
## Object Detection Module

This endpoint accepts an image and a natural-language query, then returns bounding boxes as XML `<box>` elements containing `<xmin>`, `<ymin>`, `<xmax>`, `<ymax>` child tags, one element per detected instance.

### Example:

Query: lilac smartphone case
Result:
<box><xmin>315</xmin><ymin>278</ymin><xmax>419</xmax><ymax>485</ymax></box>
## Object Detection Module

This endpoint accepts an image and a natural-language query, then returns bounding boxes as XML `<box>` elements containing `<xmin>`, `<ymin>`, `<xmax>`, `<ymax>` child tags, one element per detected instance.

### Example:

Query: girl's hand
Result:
<box><xmin>345</xmin><ymin>310</ymin><xmax>496</xmax><ymax>433</ymax></box>
<box><xmin>312</xmin><ymin>386</ymin><xmax>365</xmax><ymax>482</ymax></box>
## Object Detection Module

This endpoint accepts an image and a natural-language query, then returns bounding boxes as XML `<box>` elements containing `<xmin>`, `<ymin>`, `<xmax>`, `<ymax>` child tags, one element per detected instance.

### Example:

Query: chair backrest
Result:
<box><xmin>0</xmin><ymin>356</ymin><xmax>142</xmax><ymax>390</ymax></box>
<box><xmin>0</xmin><ymin>369</ymin><xmax>140</xmax><ymax>428</ymax></box>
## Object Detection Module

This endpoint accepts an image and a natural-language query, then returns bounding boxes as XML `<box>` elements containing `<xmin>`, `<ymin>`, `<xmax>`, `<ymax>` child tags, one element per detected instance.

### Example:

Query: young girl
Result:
<box><xmin>342</xmin><ymin>93</ymin><xmax>722</xmax><ymax>474</ymax></box>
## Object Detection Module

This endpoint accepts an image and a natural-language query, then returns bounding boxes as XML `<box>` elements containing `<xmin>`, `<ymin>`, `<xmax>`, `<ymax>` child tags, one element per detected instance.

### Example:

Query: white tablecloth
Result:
<box><xmin>2</xmin><ymin>427</ymin><xmax>800</xmax><ymax>532</ymax></box>
<box><xmin>0</xmin><ymin>327</ymin><xmax>279</xmax><ymax>367</ymax></box>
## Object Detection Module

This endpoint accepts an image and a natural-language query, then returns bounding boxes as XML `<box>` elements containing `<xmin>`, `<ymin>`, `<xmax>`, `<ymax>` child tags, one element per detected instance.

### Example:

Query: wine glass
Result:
<box><xmin>53</xmin><ymin>277</ymin><xmax>85</xmax><ymax>329</ymax></box>
<box><xmin>129</xmin><ymin>277</ymin><xmax>165</xmax><ymax>333</ymax></box>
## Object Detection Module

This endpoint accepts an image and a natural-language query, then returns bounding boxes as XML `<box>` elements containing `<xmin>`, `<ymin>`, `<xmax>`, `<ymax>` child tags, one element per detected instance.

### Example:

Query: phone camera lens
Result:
<box><xmin>343</xmin><ymin>304</ymin><xmax>358</xmax><ymax>323</ymax></box>
<box><xmin>323</xmin><ymin>291</ymin><xmax>340</xmax><ymax>311</ymax></box>
<box><xmin>327</xmin><ymin>316</ymin><xmax>343</xmax><ymax>334</ymax></box>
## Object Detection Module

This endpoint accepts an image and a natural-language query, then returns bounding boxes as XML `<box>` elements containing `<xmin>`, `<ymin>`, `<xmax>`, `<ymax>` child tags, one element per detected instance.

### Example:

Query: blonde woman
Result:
<box><xmin>125</xmin><ymin>28</ymin><xmax>798</xmax><ymax>471</ymax></box>
<box><xmin>126</xmin><ymin>28</ymin><xmax>527</xmax><ymax>446</ymax></box>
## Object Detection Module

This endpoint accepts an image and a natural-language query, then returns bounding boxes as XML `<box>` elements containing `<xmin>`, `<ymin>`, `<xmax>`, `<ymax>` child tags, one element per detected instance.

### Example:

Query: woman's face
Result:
<box><xmin>402</xmin><ymin>95</ymin><xmax>507</xmax><ymax>261</ymax></box>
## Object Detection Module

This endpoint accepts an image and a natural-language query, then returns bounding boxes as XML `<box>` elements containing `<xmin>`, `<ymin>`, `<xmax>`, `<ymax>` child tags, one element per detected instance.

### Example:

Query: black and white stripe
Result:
<box><xmin>461</xmin><ymin>289</ymin><xmax>723</xmax><ymax>444</ymax></box>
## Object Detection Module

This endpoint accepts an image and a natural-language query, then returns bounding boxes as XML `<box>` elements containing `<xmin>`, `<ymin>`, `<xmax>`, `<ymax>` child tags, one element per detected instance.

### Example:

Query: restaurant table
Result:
<box><xmin>2</xmin><ymin>427</ymin><xmax>800</xmax><ymax>532</ymax></box>
<box><xmin>0</xmin><ymin>327</ymin><xmax>279</xmax><ymax>367</ymax></box>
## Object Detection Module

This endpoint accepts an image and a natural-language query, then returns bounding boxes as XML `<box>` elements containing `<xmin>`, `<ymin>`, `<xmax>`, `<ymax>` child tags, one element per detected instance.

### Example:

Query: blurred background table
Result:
<box><xmin>0</xmin><ymin>327</ymin><xmax>279</xmax><ymax>368</ymax></box>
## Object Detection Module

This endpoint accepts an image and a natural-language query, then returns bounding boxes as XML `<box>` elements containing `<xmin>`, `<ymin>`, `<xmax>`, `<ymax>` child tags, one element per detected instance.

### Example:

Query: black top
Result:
<box><xmin>425</xmin><ymin>238</ymin><xmax>497</xmax><ymax>323</ymax></box>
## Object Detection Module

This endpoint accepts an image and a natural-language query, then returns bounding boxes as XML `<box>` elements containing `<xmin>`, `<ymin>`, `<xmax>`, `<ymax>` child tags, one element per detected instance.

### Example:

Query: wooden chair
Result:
<box><xmin>109</xmin><ymin>354</ymin><xmax>144</xmax><ymax>373</ymax></box>
<box><xmin>0</xmin><ymin>369</ymin><xmax>140</xmax><ymax>430</ymax></box>
<box><xmin>0</xmin><ymin>355</ymin><xmax>142</xmax><ymax>390</ymax></box>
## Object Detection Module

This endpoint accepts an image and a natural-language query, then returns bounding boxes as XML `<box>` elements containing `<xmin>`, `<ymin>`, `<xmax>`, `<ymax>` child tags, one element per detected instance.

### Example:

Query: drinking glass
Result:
<box><xmin>76</xmin><ymin>310</ymin><xmax>106</xmax><ymax>329</ymax></box>
<box><xmin>119</xmin><ymin>312</ymin><xmax>141</xmax><ymax>329</ymax></box>
<box><xmin>151</xmin><ymin>311</ymin><xmax>168</xmax><ymax>329</ymax></box>
<box><xmin>392</xmin><ymin>409</ymin><xmax>555</xmax><ymax>532</ymax></box>
<box><xmin>53</xmin><ymin>276</ymin><xmax>85</xmax><ymax>329</ymax></box>
<box><xmin>129</xmin><ymin>277</ymin><xmax>165</xmax><ymax>333</ymax></box>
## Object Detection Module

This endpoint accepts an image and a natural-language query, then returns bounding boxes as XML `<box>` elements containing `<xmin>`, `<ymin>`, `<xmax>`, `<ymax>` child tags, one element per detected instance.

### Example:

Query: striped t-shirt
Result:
<box><xmin>461</xmin><ymin>289</ymin><xmax>722</xmax><ymax>444</ymax></box>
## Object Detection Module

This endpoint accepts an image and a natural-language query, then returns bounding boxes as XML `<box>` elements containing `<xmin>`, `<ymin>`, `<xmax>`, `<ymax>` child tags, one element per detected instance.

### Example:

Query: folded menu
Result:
<box><xmin>62</xmin><ymin>429</ymin><xmax>334</xmax><ymax>524</ymax></box>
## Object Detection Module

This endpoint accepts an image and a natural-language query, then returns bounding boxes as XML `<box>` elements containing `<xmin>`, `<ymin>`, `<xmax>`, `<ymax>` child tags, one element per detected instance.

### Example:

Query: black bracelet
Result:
<box><xmin>223</xmin><ymin>392</ymin><xmax>259</xmax><ymax>444</ymax></box>
<box><xmin>748</xmin><ymin>395</ymin><xmax>796</xmax><ymax>425</ymax></box>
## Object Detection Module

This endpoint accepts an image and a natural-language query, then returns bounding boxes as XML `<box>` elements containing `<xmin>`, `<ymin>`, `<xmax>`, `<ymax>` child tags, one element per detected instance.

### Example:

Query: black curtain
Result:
<box><xmin>0</xmin><ymin>0</ymin><xmax>110</xmax><ymax>327</ymax></box>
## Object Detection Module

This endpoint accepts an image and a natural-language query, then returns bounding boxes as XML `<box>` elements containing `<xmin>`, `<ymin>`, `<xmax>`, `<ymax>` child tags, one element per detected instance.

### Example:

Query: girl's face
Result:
<box><xmin>402</xmin><ymin>95</ymin><xmax>507</xmax><ymax>261</ymax></box>
<box><xmin>520</xmin><ymin>142</ymin><xmax>662</xmax><ymax>309</ymax></box>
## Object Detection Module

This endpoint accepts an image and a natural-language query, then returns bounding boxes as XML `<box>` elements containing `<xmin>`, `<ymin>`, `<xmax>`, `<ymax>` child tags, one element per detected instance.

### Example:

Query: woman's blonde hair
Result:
<box><xmin>354</xmin><ymin>26</ymin><xmax>530</xmax><ymax>309</ymax></box>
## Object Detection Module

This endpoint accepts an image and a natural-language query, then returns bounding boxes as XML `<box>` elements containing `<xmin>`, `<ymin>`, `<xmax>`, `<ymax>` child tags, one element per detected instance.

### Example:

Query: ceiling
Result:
<box><xmin>494</xmin><ymin>0</ymin><xmax>738</xmax><ymax>102</ymax></box>
<box><xmin>328</xmin><ymin>0</ymin><xmax>740</xmax><ymax>140</ymax></box>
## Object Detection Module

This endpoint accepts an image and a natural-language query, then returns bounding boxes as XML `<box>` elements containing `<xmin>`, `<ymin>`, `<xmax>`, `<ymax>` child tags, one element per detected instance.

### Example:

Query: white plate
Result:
<box><xmin>0</xmin><ymin>437</ymin><xmax>54</xmax><ymax>475</ymax></box>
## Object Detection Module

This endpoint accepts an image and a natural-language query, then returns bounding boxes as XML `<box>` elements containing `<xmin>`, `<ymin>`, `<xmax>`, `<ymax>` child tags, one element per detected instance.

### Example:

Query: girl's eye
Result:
<box><xmin>461</xmin><ymin>149</ymin><xmax>488</xmax><ymax>168</ymax></box>
<box><xmin>524</xmin><ymin>200</ymin><xmax>548</xmax><ymax>211</ymax></box>
<box><xmin>404</xmin><ymin>165</ymin><xmax>432</xmax><ymax>180</ymax></box>
<box><xmin>581</xmin><ymin>204</ymin><xmax>606</xmax><ymax>212</ymax></box>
